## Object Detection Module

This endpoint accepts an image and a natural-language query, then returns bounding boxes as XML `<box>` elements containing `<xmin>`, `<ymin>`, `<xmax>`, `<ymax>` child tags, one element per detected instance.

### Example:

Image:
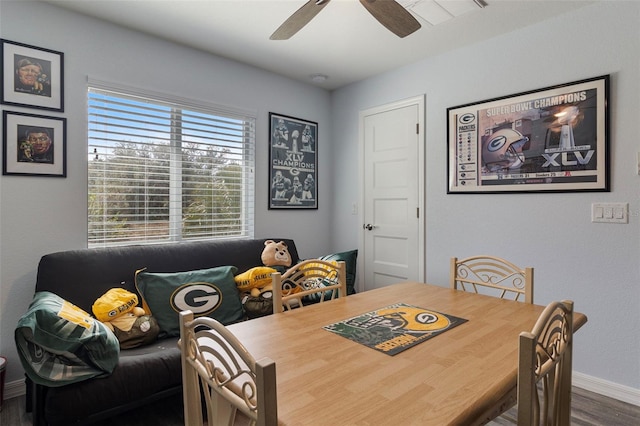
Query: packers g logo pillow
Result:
<box><xmin>135</xmin><ymin>265</ymin><xmax>243</xmax><ymax>337</ymax></box>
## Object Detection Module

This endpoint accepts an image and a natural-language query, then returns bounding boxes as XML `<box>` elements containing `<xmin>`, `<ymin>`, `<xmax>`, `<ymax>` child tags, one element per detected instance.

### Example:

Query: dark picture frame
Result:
<box><xmin>268</xmin><ymin>112</ymin><xmax>318</xmax><ymax>209</ymax></box>
<box><xmin>3</xmin><ymin>110</ymin><xmax>67</xmax><ymax>177</ymax></box>
<box><xmin>447</xmin><ymin>75</ymin><xmax>609</xmax><ymax>193</ymax></box>
<box><xmin>1</xmin><ymin>39</ymin><xmax>64</xmax><ymax>112</ymax></box>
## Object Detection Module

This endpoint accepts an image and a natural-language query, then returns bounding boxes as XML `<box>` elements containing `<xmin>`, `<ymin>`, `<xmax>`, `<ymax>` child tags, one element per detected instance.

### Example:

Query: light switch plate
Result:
<box><xmin>592</xmin><ymin>203</ymin><xmax>628</xmax><ymax>223</ymax></box>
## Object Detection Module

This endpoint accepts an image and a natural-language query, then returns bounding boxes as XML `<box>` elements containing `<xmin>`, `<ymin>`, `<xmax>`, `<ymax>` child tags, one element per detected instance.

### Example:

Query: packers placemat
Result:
<box><xmin>323</xmin><ymin>302</ymin><xmax>467</xmax><ymax>356</ymax></box>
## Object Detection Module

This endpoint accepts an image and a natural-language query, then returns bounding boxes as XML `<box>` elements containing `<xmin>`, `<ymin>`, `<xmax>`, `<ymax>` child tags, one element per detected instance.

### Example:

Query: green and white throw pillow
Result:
<box><xmin>135</xmin><ymin>265</ymin><xmax>244</xmax><ymax>337</ymax></box>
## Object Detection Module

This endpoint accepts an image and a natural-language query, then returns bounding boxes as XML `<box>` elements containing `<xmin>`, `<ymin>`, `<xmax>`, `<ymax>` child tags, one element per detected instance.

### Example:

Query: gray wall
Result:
<box><xmin>0</xmin><ymin>1</ymin><xmax>333</xmax><ymax>385</ymax></box>
<box><xmin>330</xmin><ymin>1</ymin><xmax>639</xmax><ymax>394</ymax></box>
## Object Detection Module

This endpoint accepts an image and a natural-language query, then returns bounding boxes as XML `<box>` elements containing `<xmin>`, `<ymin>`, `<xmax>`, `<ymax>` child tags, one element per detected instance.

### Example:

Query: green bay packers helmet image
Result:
<box><xmin>375</xmin><ymin>305</ymin><xmax>450</xmax><ymax>333</ymax></box>
<box><xmin>481</xmin><ymin>128</ymin><xmax>529</xmax><ymax>172</ymax></box>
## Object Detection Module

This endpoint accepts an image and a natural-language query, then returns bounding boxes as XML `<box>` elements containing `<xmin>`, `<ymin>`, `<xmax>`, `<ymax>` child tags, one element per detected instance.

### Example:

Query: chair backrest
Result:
<box><xmin>179</xmin><ymin>310</ymin><xmax>278</xmax><ymax>426</ymax></box>
<box><xmin>271</xmin><ymin>259</ymin><xmax>347</xmax><ymax>314</ymax></box>
<box><xmin>450</xmin><ymin>255</ymin><xmax>534</xmax><ymax>303</ymax></box>
<box><xmin>517</xmin><ymin>300</ymin><xmax>574</xmax><ymax>426</ymax></box>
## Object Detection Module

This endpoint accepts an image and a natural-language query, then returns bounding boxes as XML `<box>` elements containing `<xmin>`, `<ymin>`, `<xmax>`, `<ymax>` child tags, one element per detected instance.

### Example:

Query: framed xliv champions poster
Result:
<box><xmin>269</xmin><ymin>112</ymin><xmax>317</xmax><ymax>209</ymax></box>
<box><xmin>447</xmin><ymin>75</ymin><xmax>609</xmax><ymax>193</ymax></box>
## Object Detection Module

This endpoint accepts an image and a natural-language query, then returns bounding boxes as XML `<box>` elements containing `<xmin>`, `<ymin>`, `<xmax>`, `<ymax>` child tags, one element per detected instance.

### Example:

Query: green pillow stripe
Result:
<box><xmin>135</xmin><ymin>266</ymin><xmax>243</xmax><ymax>337</ymax></box>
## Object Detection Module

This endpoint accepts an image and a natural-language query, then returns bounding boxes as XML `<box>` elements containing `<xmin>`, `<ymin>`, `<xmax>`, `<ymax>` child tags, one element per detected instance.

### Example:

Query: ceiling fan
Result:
<box><xmin>270</xmin><ymin>0</ymin><xmax>422</xmax><ymax>40</ymax></box>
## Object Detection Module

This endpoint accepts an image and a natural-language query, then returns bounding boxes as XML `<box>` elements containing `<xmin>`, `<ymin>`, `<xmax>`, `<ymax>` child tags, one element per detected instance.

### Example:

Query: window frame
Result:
<box><xmin>87</xmin><ymin>79</ymin><xmax>255</xmax><ymax>247</ymax></box>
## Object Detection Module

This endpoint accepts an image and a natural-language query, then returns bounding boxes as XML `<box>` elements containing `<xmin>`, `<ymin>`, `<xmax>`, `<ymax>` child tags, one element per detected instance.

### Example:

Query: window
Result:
<box><xmin>88</xmin><ymin>83</ymin><xmax>254</xmax><ymax>247</ymax></box>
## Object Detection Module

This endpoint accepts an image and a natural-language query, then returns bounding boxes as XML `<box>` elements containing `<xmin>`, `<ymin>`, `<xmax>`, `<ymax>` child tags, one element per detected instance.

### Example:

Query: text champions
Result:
<box><xmin>272</xmin><ymin>158</ymin><xmax>315</xmax><ymax>170</ymax></box>
<box><xmin>485</xmin><ymin>91</ymin><xmax>587</xmax><ymax>117</ymax></box>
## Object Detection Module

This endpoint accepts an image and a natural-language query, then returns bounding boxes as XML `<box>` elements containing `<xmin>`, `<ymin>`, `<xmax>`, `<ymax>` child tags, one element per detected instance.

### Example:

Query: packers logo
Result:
<box><xmin>27</xmin><ymin>341</ymin><xmax>45</xmax><ymax>363</ymax></box>
<box><xmin>171</xmin><ymin>282</ymin><xmax>221</xmax><ymax>315</ymax></box>
<box><xmin>459</xmin><ymin>113</ymin><xmax>476</xmax><ymax>125</ymax></box>
<box><xmin>487</xmin><ymin>134</ymin><xmax>508</xmax><ymax>152</ymax></box>
<box><xmin>376</xmin><ymin>306</ymin><xmax>450</xmax><ymax>332</ymax></box>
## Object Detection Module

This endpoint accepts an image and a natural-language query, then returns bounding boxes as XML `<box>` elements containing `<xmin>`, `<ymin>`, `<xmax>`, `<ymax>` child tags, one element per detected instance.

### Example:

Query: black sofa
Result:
<box><xmin>24</xmin><ymin>238</ymin><xmax>299</xmax><ymax>426</ymax></box>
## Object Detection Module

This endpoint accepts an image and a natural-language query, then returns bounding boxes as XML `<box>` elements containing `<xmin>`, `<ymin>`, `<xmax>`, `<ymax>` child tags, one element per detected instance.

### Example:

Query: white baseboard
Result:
<box><xmin>3</xmin><ymin>373</ymin><xmax>639</xmax><ymax>408</ymax></box>
<box><xmin>573</xmin><ymin>371</ymin><xmax>640</xmax><ymax>407</ymax></box>
<box><xmin>3</xmin><ymin>378</ymin><xmax>26</xmax><ymax>400</ymax></box>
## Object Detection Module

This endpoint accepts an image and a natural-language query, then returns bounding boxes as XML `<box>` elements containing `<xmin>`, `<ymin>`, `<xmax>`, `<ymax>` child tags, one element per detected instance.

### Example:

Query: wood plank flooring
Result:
<box><xmin>1</xmin><ymin>386</ymin><xmax>638</xmax><ymax>425</ymax></box>
<box><xmin>486</xmin><ymin>387</ymin><xmax>639</xmax><ymax>426</ymax></box>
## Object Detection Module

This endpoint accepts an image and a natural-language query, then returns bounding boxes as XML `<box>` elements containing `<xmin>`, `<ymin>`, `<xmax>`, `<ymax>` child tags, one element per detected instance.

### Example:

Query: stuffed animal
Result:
<box><xmin>261</xmin><ymin>240</ymin><xmax>292</xmax><ymax>270</ymax></box>
<box><xmin>92</xmin><ymin>288</ymin><xmax>159</xmax><ymax>349</ymax></box>
<box><xmin>237</xmin><ymin>240</ymin><xmax>293</xmax><ymax>319</ymax></box>
<box><xmin>103</xmin><ymin>306</ymin><xmax>146</xmax><ymax>333</ymax></box>
<box><xmin>251</xmin><ymin>283</ymin><xmax>273</xmax><ymax>298</ymax></box>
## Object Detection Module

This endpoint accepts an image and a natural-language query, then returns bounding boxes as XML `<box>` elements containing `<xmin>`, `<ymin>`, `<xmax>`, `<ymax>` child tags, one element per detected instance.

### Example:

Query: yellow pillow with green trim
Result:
<box><xmin>92</xmin><ymin>288</ymin><xmax>139</xmax><ymax>322</ymax></box>
<box><xmin>234</xmin><ymin>266</ymin><xmax>277</xmax><ymax>293</ymax></box>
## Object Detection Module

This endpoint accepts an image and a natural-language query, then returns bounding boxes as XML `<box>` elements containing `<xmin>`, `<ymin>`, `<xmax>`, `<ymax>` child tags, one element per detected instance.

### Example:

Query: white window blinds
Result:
<box><xmin>88</xmin><ymin>85</ymin><xmax>255</xmax><ymax>247</ymax></box>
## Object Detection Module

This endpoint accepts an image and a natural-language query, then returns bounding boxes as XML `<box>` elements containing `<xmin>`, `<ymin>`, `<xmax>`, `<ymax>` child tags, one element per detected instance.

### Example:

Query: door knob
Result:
<box><xmin>363</xmin><ymin>224</ymin><xmax>376</xmax><ymax>231</ymax></box>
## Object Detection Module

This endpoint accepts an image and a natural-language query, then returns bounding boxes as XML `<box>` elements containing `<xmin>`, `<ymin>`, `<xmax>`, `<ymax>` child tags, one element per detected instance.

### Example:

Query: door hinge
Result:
<box><xmin>417</xmin><ymin>207</ymin><xmax>419</xmax><ymax>218</ymax></box>
<box><xmin>416</xmin><ymin>123</ymin><xmax>419</xmax><ymax>134</ymax></box>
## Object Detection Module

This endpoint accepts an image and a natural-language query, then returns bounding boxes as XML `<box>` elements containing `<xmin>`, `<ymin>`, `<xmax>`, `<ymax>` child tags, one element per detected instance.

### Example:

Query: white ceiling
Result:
<box><xmin>43</xmin><ymin>0</ymin><xmax>594</xmax><ymax>90</ymax></box>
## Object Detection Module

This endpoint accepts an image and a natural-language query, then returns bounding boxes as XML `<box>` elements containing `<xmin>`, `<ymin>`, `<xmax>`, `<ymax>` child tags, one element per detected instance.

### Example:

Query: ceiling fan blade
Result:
<box><xmin>359</xmin><ymin>0</ymin><xmax>421</xmax><ymax>38</ymax></box>
<box><xmin>270</xmin><ymin>0</ymin><xmax>332</xmax><ymax>40</ymax></box>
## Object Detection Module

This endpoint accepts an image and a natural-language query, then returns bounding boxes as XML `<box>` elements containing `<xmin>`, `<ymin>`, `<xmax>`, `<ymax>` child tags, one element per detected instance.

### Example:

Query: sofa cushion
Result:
<box><xmin>135</xmin><ymin>265</ymin><xmax>243</xmax><ymax>337</ymax></box>
<box><xmin>43</xmin><ymin>338</ymin><xmax>182</xmax><ymax>425</ymax></box>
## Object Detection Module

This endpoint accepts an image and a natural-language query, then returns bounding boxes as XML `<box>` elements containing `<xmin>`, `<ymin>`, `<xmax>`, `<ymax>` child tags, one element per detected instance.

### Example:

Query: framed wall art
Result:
<box><xmin>447</xmin><ymin>75</ymin><xmax>609</xmax><ymax>194</ymax></box>
<box><xmin>1</xmin><ymin>39</ymin><xmax>64</xmax><ymax>112</ymax></box>
<box><xmin>269</xmin><ymin>112</ymin><xmax>318</xmax><ymax>209</ymax></box>
<box><xmin>3</xmin><ymin>110</ymin><xmax>67</xmax><ymax>177</ymax></box>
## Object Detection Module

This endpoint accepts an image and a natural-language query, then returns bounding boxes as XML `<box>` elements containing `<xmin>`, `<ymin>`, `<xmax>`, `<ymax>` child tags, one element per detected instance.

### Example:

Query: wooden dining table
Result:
<box><xmin>227</xmin><ymin>281</ymin><xmax>587</xmax><ymax>425</ymax></box>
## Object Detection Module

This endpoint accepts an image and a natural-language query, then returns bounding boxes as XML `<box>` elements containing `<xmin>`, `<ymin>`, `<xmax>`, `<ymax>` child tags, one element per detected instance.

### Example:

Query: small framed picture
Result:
<box><xmin>1</xmin><ymin>39</ymin><xmax>64</xmax><ymax>112</ymax></box>
<box><xmin>3</xmin><ymin>110</ymin><xmax>67</xmax><ymax>177</ymax></box>
<box><xmin>268</xmin><ymin>112</ymin><xmax>318</xmax><ymax>209</ymax></box>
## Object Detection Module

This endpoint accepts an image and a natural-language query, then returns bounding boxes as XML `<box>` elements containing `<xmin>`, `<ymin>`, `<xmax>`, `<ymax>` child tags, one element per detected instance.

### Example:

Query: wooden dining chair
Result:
<box><xmin>178</xmin><ymin>310</ymin><xmax>278</xmax><ymax>426</ymax></box>
<box><xmin>450</xmin><ymin>255</ymin><xmax>534</xmax><ymax>303</ymax></box>
<box><xmin>517</xmin><ymin>300</ymin><xmax>574</xmax><ymax>426</ymax></box>
<box><xmin>271</xmin><ymin>259</ymin><xmax>346</xmax><ymax>314</ymax></box>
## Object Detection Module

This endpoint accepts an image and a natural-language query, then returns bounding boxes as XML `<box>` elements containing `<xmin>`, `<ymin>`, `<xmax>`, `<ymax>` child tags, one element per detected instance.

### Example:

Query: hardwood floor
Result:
<box><xmin>1</xmin><ymin>386</ymin><xmax>638</xmax><ymax>425</ymax></box>
<box><xmin>486</xmin><ymin>387</ymin><xmax>640</xmax><ymax>426</ymax></box>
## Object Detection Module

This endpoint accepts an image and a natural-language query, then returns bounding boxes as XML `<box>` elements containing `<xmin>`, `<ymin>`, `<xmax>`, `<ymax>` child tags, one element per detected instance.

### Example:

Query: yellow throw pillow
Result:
<box><xmin>92</xmin><ymin>288</ymin><xmax>139</xmax><ymax>322</ymax></box>
<box><xmin>235</xmin><ymin>266</ymin><xmax>277</xmax><ymax>293</ymax></box>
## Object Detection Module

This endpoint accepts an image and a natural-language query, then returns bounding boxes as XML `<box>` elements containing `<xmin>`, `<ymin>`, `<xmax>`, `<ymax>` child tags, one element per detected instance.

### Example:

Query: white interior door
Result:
<box><xmin>359</xmin><ymin>96</ymin><xmax>425</xmax><ymax>291</ymax></box>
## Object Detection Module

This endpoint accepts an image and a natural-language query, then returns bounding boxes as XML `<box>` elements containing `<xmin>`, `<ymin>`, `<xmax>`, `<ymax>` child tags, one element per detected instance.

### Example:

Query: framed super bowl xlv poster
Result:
<box><xmin>447</xmin><ymin>75</ymin><xmax>609</xmax><ymax>194</ymax></box>
<box><xmin>269</xmin><ymin>112</ymin><xmax>317</xmax><ymax>209</ymax></box>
